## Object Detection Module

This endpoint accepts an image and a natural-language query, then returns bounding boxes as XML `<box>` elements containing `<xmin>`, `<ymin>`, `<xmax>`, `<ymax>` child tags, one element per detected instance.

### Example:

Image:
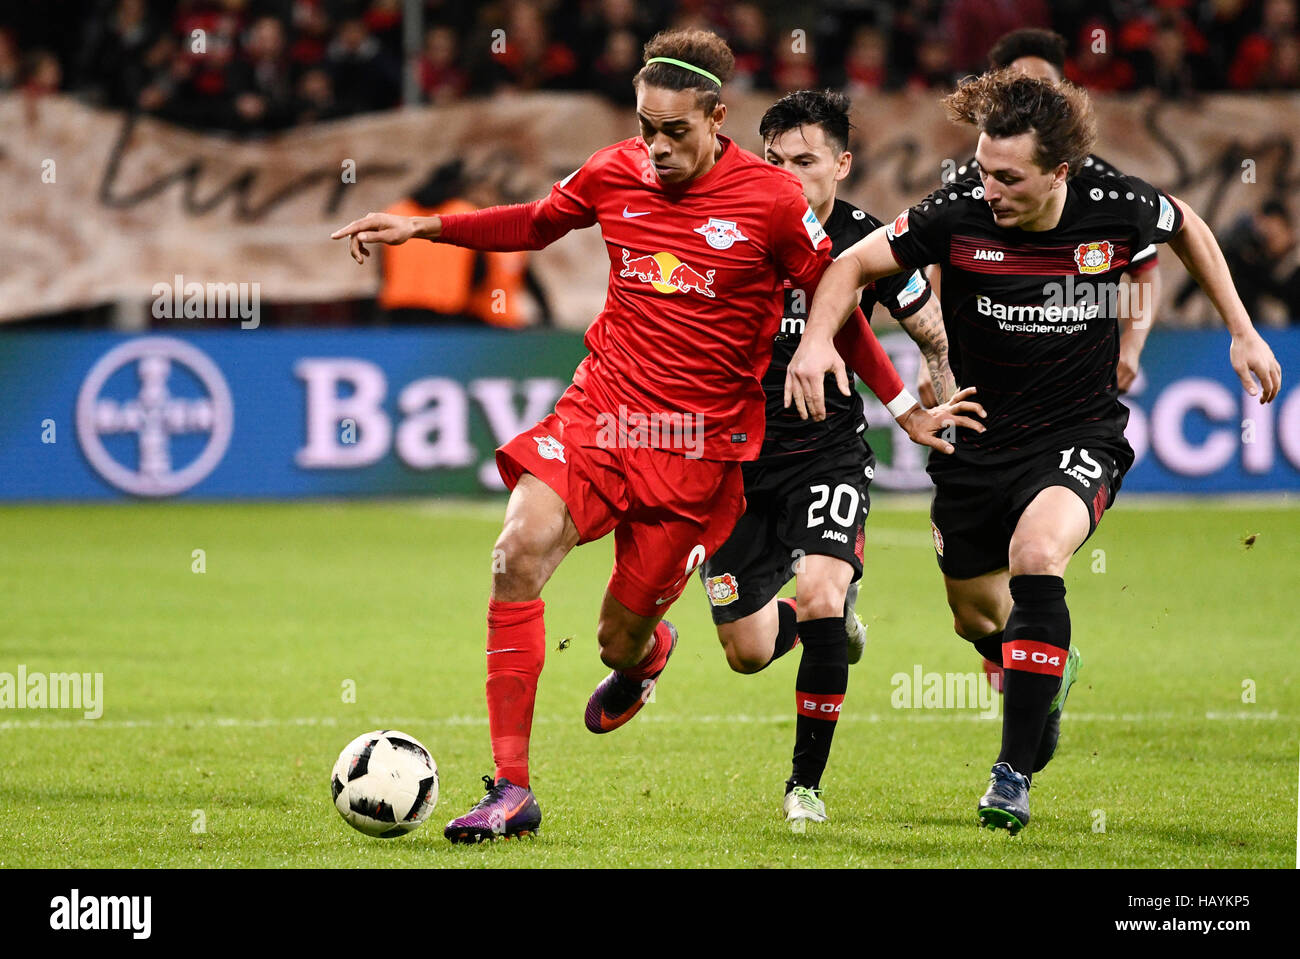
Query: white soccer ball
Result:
<box><xmin>331</xmin><ymin>730</ymin><xmax>438</xmax><ymax>838</ymax></box>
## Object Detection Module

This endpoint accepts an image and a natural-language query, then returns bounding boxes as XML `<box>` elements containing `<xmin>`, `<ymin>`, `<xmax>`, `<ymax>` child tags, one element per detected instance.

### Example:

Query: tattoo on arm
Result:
<box><xmin>898</xmin><ymin>297</ymin><xmax>956</xmax><ymax>404</ymax></box>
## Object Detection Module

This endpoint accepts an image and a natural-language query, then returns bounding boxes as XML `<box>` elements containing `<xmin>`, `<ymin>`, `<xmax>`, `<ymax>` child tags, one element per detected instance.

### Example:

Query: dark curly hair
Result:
<box><xmin>759</xmin><ymin>89</ymin><xmax>853</xmax><ymax>155</ymax></box>
<box><xmin>634</xmin><ymin>29</ymin><xmax>735</xmax><ymax>113</ymax></box>
<box><xmin>987</xmin><ymin>28</ymin><xmax>1067</xmax><ymax>75</ymax></box>
<box><xmin>943</xmin><ymin>68</ymin><xmax>1096</xmax><ymax>176</ymax></box>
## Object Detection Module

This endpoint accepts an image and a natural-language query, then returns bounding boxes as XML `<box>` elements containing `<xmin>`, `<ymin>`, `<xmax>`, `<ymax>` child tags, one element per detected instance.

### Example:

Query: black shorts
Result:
<box><xmin>927</xmin><ymin>438</ymin><xmax>1131</xmax><ymax>580</ymax></box>
<box><xmin>700</xmin><ymin>441</ymin><xmax>874</xmax><ymax>625</ymax></box>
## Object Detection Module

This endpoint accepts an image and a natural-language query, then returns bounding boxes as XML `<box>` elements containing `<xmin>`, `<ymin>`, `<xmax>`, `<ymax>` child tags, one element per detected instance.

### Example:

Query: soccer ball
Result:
<box><xmin>331</xmin><ymin>730</ymin><xmax>438</xmax><ymax>838</ymax></box>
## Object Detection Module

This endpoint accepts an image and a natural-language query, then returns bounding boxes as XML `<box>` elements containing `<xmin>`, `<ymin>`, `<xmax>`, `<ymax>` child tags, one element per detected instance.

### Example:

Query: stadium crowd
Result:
<box><xmin>3</xmin><ymin>0</ymin><xmax>1300</xmax><ymax>133</ymax></box>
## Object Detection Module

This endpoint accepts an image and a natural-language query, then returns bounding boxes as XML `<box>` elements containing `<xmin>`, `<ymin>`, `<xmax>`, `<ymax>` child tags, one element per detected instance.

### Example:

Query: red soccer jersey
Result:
<box><xmin>439</xmin><ymin>134</ymin><xmax>902</xmax><ymax>460</ymax></box>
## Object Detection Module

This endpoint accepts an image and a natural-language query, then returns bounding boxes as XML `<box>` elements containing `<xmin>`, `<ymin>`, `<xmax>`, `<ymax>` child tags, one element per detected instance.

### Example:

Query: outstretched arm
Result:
<box><xmin>1166</xmin><ymin>196</ymin><xmax>1282</xmax><ymax>402</ymax></box>
<box><xmin>332</xmin><ymin>193</ymin><xmax>596</xmax><ymax>264</ymax></box>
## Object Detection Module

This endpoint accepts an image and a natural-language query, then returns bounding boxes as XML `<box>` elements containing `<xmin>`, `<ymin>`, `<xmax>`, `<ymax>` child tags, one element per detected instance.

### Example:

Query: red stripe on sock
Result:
<box><xmin>1003</xmin><ymin>639</ymin><xmax>1068</xmax><ymax>677</ymax></box>
<box><xmin>796</xmin><ymin>691</ymin><xmax>845</xmax><ymax>719</ymax></box>
<box><xmin>486</xmin><ymin>598</ymin><xmax>545</xmax><ymax>787</ymax></box>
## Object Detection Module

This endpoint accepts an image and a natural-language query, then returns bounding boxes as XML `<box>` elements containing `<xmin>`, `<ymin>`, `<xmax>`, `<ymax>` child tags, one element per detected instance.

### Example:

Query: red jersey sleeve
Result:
<box><xmin>437</xmin><ymin>155</ymin><xmax>601</xmax><ymax>251</ymax></box>
<box><xmin>770</xmin><ymin>185</ymin><xmax>905</xmax><ymax>407</ymax></box>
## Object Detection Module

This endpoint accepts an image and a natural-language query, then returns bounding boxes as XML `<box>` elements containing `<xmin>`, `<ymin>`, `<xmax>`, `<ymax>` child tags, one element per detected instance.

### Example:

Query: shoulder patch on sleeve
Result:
<box><xmin>886</xmin><ymin>209</ymin><xmax>909</xmax><ymax>239</ymax></box>
<box><xmin>802</xmin><ymin>206</ymin><xmax>828</xmax><ymax>246</ymax></box>
<box><xmin>1157</xmin><ymin>194</ymin><xmax>1177</xmax><ymax>232</ymax></box>
<box><xmin>896</xmin><ymin>270</ymin><xmax>926</xmax><ymax>309</ymax></box>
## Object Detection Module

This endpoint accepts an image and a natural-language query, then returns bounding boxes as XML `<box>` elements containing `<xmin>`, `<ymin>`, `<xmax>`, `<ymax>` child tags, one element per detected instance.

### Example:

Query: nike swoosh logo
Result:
<box><xmin>486</xmin><ymin>648</ymin><xmax>524</xmax><ymax>655</ymax></box>
<box><xmin>623</xmin><ymin>206</ymin><xmax>651</xmax><ymax>218</ymax></box>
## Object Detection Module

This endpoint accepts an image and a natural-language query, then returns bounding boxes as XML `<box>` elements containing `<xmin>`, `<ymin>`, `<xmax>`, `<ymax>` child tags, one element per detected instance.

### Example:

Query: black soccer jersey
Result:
<box><xmin>887</xmin><ymin>168</ymin><xmax>1184</xmax><ymax>465</ymax></box>
<box><xmin>944</xmin><ymin>153</ymin><xmax>1160</xmax><ymax>271</ymax></box>
<box><xmin>759</xmin><ymin>197</ymin><xmax>931</xmax><ymax>459</ymax></box>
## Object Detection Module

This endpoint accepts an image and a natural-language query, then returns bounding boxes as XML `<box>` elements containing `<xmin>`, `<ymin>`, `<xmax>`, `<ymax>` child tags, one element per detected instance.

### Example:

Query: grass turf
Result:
<box><xmin>0</xmin><ymin>500</ymin><xmax>1295</xmax><ymax>868</ymax></box>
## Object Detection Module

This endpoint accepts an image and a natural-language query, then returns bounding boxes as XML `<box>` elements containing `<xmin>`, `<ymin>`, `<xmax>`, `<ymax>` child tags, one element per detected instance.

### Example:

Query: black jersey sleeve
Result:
<box><xmin>1125</xmin><ymin>175</ymin><xmax>1185</xmax><ymax>249</ymax></box>
<box><xmin>868</xmin><ymin>268</ymin><xmax>932</xmax><ymax>320</ymax></box>
<box><xmin>883</xmin><ymin>185</ymin><xmax>962</xmax><ymax>271</ymax></box>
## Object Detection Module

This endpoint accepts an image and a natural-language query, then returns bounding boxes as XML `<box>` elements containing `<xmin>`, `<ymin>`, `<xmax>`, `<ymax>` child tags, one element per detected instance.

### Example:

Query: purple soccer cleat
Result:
<box><xmin>584</xmin><ymin>620</ymin><xmax>678</xmax><ymax>734</ymax></box>
<box><xmin>444</xmin><ymin>775</ymin><xmax>542</xmax><ymax>843</ymax></box>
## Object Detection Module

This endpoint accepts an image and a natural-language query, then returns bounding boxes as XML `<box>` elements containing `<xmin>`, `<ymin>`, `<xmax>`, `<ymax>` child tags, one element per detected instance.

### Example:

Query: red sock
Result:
<box><xmin>485</xmin><ymin>598</ymin><xmax>546</xmax><ymax>788</ymax></box>
<box><xmin>623</xmin><ymin>620</ymin><xmax>672</xmax><ymax>680</ymax></box>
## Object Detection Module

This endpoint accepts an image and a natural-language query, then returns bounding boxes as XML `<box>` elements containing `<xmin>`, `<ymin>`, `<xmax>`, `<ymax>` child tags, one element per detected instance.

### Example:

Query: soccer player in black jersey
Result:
<box><xmin>787</xmin><ymin>70</ymin><xmax>1281</xmax><ymax>833</ymax></box>
<box><xmin>921</xmin><ymin>28</ymin><xmax>1161</xmax><ymax>407</ymax></box>
<box><xmin>699</xmin><ymin>90</ymin><xmax>962</xmax><ymax>827</ymax></box>
<box><xmin>925</xmin><ymin>29</ymin><xmax>1164</xmax><ymax>698</ymax></box>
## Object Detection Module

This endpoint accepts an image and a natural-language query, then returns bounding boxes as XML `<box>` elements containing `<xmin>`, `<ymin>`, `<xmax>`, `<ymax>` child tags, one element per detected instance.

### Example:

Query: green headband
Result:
<box><xmin>645</xmin><ymin>57</ymin><xmax>722</xmax><ymax>87</ymax></box>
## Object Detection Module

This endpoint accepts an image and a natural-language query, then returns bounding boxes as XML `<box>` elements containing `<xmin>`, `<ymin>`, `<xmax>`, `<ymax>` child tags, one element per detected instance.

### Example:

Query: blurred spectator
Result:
<box><xmin>287</xmin><ymin>0</ymin><xmax>332</xmax><ymax>68</ymax></box>
<box><xmin>908</xmin><ymin>29</ymin><xmax>955</xmax><ymax>90</ymax></box>
<box><xmin>771</xmin><ymin>34</ymin><xmax>817</xmax><ymax>92</ymax></box>
<box><xmin>590</xmin><ymin>29</ymin><xmax>640</xmax><ymax>105</ymax></box>
<box><xmin>292</xmin><ymin>66</ymin><xmax>341</xmax><ymax>123</ymax></box>
<box><xmin>1064</xmin><ymin>18</ymin><xmax>1136</xmax><ymax>91</ymax></box>
<box><xmin>76</xmin><ymin>0</ymin><xmax>159</xmax><ymax>108</ymax></box>
<box><xmin>327</xmin><ymin>17</ymin><xmax>401</xmax><ymax>115</ymax></box>
<box><xmin>486</xmin><ymin>1</ymin><xmax>579</xmax><ymax>92</ymax></box>
<box><xmin>1132</xmin><ymin>9</ymin><xmax>1207</xmax><ymax>98</ymax></box>
<box><xmin>727</xmin><ymin>2</ymin><xmax>771</xmax><ymax>92</ymax></box>
<box><xmin>378</xmin><ymin>161</ymin><xmax>540</xmax><ymax>327</ymax></box>
<box><xmin>229</xmin><ymin>15</ymin><xmax>296</xmax><ymax>132</ymax></box>
<box><xmin>21</xmin><ymin>49</ymin><xmax>62</xmax><ymax>95</ymax></box>
<box><xmin>1176</xmin><ymin>200</ymin><xmax>1299</xmax><ymax>322</ymax></box>
<box><xmin>1230</xmin><ymin>0</ymin><xmax>1300</xmax><ymax>88</ymax></box>
<box><xmin>843</xmin><ymin>24</ymin><xmax>889</xmax><ymax>97</ymax></box>
<box><xmin>942</xmin><ymin>0</ymin><xmax>1050</xmax><ymax>75</ymax></box>
<box><xmin>418</xmin><ymin>25</ymin><xmax>468</xmax><ymax>104</ymax></box>
<box><xmin>0</xmin><ymin>29</ymin><xmax>18</xmax><ymax>91</ymax></box>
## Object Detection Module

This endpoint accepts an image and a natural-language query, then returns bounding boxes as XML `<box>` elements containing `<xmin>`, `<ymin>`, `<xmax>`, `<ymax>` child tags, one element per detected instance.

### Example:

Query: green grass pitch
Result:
<box><xmin>0</xmin><ymin>499</ymin><xmax>1295</xmax><ymax>868</ymax></box>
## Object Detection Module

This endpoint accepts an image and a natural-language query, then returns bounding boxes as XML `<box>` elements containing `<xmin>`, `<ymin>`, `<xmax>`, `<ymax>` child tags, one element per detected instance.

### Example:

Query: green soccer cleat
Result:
<box><xmin>1033</xmin><ymin>646</ymin><xmax>1081</xmax><ymax>773</ymax></box>
<box><xmin>783</xmin><ymin>784</ymin><xmax>828</xmax><ymax>829</ymax></box>
<box><xmin>844</xmin><ymin>580</ymin><xmax>867</xmax><ymax>666</ymax></box>
<box><xmin>978</xmin><ymin>762</ymin><xmax>1030</xmax><ymax>835</ymax></box>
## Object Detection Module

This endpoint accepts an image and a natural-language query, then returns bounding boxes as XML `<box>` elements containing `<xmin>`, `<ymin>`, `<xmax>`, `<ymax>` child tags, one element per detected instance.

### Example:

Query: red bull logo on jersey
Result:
<box><xmin>619</xmin><ymin>249</ymin><xmax>716</xmax><ymax>298</ymax></box>
<box><xmin>694</xmin><ymin>218</ymin><xmax>749</xmax><ymax>250</ymax></box>
<box><xmin>1074</xmin><ymin>241</ymin><xmax>1114</xmax><ymax>275</ymax></box>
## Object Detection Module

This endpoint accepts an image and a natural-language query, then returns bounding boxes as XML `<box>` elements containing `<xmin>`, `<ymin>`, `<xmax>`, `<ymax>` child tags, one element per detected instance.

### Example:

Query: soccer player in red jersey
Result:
<box><xmin>332</xmin><ymin>29</ymin><xmax>981</xmax><ymax>843</ymax></box>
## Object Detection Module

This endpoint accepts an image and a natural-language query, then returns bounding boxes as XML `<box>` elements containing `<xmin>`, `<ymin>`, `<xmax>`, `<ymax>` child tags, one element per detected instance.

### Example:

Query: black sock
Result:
<box><xmin>997</xmin><ymin>575</ymin><xmax>1070</xmax><ymax>776</ymax></box>
<box><xmin>972</xmin><ymin>630</ymin><xmax>1003</xmax><ymax>666</ymax></box>
<box><xmin>788</xmin><ymin>617</ymin><xmax>848</xmax><ymax>791</ymax></box>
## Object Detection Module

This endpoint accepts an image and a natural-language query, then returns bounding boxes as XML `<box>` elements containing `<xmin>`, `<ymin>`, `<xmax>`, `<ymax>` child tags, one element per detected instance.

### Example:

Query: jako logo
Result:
<box><xmin>76</xmin><ymin>338</ymin><xmax>233</xmax><ymax>497</ymax></box>
<box><xmin>973</xmin><ymin>249</ymin><xmax>1005</xmax><ymax>262</ymax></box>
<box><xmin>50</xmin><ymin>889</ymin><xmax>151</xmax><ymax>939</ymax></box>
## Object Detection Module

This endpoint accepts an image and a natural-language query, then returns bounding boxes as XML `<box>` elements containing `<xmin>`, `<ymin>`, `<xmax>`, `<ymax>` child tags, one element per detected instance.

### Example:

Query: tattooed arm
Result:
<box><xmin>894</xmin><ymin>294</ymin><xmax>956</xmax><ymax>405</ymax></box>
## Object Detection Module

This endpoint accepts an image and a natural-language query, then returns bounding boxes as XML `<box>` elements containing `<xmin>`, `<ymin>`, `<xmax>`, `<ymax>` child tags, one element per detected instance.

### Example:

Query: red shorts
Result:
<box><xmin>496</xmin><ymin>385</ymin><xmax>746</xmax><ymax>617</ymax></box>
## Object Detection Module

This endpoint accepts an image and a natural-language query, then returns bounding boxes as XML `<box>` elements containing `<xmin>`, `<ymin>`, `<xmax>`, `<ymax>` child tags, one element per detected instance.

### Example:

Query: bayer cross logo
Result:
<box><xmin>76</xmin><ymin>338</ymin><xmax>233</xmax><ymax>497</ymax></box>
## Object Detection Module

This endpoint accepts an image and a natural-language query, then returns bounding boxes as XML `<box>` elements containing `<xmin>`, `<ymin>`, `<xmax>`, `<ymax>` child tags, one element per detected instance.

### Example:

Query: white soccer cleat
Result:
<box><xmin>784</xmin><ymin>785</ymin><xmax>828</xmax><ymax>831</ymax></box>
<box><xmin>844</xmin><ymin>580</ymin><xmax>867</xmax><ymax>665</ymax></box>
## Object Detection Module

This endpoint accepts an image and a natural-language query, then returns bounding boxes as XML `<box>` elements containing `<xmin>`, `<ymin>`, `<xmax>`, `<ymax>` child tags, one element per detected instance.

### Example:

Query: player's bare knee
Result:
<box><xmin>796</xmin><ymin>583</ymin><xmax>846</xmax><ymax>621</ymax></box>
<box><xmin>1008</xmin><ymin>539</ymin><xmax>1069</xmax><ymax>577</ymax></box>
<box><xmin>720</xmin><ymin>639</ymin><xmax>765</xmax><ymax>674</ymax></box>
<box><xmin>491</xmin><ymin>524</ymin><xmax>550</xmax><ymax>599</ymax></box>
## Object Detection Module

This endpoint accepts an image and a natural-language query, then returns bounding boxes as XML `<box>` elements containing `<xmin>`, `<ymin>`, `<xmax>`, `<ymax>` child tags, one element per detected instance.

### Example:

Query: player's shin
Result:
<box><xmin>789</xmin><ymin>617</ymin><xmax>849</xmax><ymax>792</ymax></box>
<box><xmin>485</xmin><ymin>598</ymin><xmax>546</xmax><ymax>787</ymax></box>
<box><xmin>996</xmin><ymin>576</ymin><xmax>1070</xmax><ymax>776</ymax></box>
